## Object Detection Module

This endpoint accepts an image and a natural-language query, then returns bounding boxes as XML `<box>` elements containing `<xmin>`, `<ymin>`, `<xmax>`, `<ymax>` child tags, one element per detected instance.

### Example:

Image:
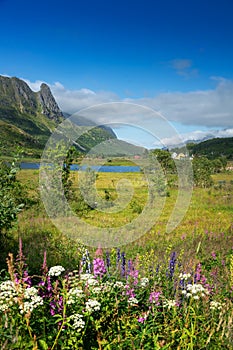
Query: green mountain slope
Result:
<box><xmin>187</xmin><ymin>137</ymin><xmax>233</xmax><ymax>159</ymax></box>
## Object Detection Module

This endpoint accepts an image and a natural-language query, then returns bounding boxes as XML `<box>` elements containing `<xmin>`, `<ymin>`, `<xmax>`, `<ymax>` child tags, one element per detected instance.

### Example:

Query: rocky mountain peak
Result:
<box><xmin>37</xmin><ymin>83</ymin><xmax>63</xmax><ymax>122</ymax></box>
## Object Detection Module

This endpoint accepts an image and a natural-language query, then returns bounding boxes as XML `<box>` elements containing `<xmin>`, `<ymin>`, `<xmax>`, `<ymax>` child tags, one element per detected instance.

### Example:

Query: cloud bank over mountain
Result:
<box><xmin>25</xmin><ymin>77</ymin><xmax>233</xmax><ymax>147</ymax></box>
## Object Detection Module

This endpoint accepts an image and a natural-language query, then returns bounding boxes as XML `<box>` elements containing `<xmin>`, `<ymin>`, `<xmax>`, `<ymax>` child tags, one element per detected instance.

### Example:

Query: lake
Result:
<box><xmin>20</xmin><ymin>163</ymin><xmax>141</xmax><ymax>173</ymax></box>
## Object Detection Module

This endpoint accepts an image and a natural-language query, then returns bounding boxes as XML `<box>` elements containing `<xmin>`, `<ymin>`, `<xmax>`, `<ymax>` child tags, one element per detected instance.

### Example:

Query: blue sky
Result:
<box><xmin>1</xmin><ymin>0</ymin><xmax>233</xmax><ymax>148</ymax></box>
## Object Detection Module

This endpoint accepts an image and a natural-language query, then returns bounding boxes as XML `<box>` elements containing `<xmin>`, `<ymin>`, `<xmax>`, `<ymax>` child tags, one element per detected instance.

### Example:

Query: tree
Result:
<box><xmin>0</xmin><ymin>158</ymin><xmax>25</xmax><ymax>236</ymax></box>
<box><xmin>192</xmin><ymin>156</ymin><xmax>213</xmax><ymax>188</ymax></box>
<box><xmin>150</xmin><ymin>149</ymin><xmax>176</xmax><ymax>174</ymax></box>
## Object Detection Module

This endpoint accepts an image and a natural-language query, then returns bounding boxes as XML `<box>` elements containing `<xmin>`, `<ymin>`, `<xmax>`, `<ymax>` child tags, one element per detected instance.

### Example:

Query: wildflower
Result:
<box><xmin>80</xmin><ymin>249</ymin><xmax>91</xmax><ymax>274</ymax></box>
<box><xmin>149</xmin><ymin>291</ymin><xmax>161</xmax><ymax>305</ymax></box>
<box><xmin>138</xmin><ymin>317</ymin><xmax>146</xmax><ymax>323</ymax></box>
<box><xmin>128</xmin><ymin>297</ymin><xmax>138</xmax><ymax>306</ymax></box>
<box><xmin>183</xmin><ymin>283</ymin><xmax>209</xmax><ymax>299</ymax></box>
<box><xmin>80</xmin><ymin>273</ymin><xmax>95</xmax><ymax>281</ymax></box>
<box><xmin>19</xmin><ymin>287</ymin><xmax>43</xmax><ymax>314</ymax></box>
<box><xmin>211</xmin><ymin>251</ymin><xmax>217</xmax><ymax>259</ymax></box>
<box><xmin>93</xmin><ymin>258</ymin><xmax>106</xmax><ymax>278</ymax></box>
<box><xmin>85</xmin><ymin>299</ymin><xmax>101</xmax><ymax>313</ymax></box>
<box><xmin>69</xmin><ymin>313</ymin><xmax>85</xmax><ymax>331</ymax></box>
<box><xmin>106</xmin><ymin>251</ymin><xmax>110</xmax><ymax>268</ymax></box>
<box><xmin>0</xmin><ymin>280</ymin><xmax>17</xmax><ymax>312</ymax></box>
<box><xmin>179</xmin><ymin>273</ymin><xmax>191</xmax><ymax>281</ymax></box>
<box><xmin>168</xmin><ymin>252</ymin><xmax>176</xmax><ymax>279</ymax></box>
<box><xmin>92</xmin><ymin>287</ymin><xmax>102</xmax><ymax>294</ymax></box>
<box><xmin>210</xmin><ymin>301</ymin><xmax>223</xmax><ymax>311</ymax></box>
<box><xmin>124</xmin><ymin>284</ymin><xmax>135</xmax><ymax>298</ymax></box>
<box><xmin>194</xmin><ymin>263</ymin><xmax>202</xmax><ymax>283</ymax></box>
<box><xmin>67</xmin><ymin>288</ymin><xmax>84</xmax><ymax>304</ymax></box>
<box><xmin>114</xmin><ymin>281</ymin><xmax>124</xmax><ymax>288</ymax></box>
<box><xmin>116</xmin><ymin>248</ymin><xmax>121</xmax><ymax>264</ymax></box>
<box><xmin>163</xmin><ymin>299</ymin><xmax>177</xmax><ymax>309</ymax></box>
<box><xmin>140</xmin><ymin>277</ymin><xmax>149</xmax><ymax>287</ymax></box>
<box><xmin>121</xmin><ymin>252</ymin><xmax>126</xmax><ymax>276</ymax></box>
<box><xmin>48</xmin><ymin>265</ymin><xmax>65</xmax><ymax>277</ymax></box>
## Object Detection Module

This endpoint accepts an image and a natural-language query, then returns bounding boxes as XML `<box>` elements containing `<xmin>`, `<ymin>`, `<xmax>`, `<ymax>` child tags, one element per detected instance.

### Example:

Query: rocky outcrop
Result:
<box><xmin>0</xmin><ymin>75</ymin><xmax>63</xmax><ymax>121</ymax></box>
<box><xmin>37</xmin><ymin>83</ymin><xmax>64</xmax><ymax>122</ymax></box>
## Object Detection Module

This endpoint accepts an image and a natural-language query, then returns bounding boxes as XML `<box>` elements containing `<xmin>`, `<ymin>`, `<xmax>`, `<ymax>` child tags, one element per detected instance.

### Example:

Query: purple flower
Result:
<box><xmin>105</xmin><ymin>251</ymin><xmax>110</xmax><ymax>268</ymax></box>
<box><xmin>194</xmin><ymin>263</ymin><xmax>202</xmax><ymax>283</ymax></box>
<box><xmin>211</xmin><ymin>251</ymin><xmax>217</xmax><ymax>259</ymax></box>
<box><xmin>93</xmin><ymin>258</ymin><xmax>106</xmax><ymax>278</ymax></box>
<box><xmin>149</xmin><ymin>291</ymin><xmax>161</xmax><ymax>305</ymax></box>
<box><xmin>168</xmin><ymin>252</ymin><xmax>176</xmax><ymax>279</ymax></box>
<box><xmin>116</xmin><ymin>248</ymin><xmax>121</xmax><ymax>264</ymax></box>
<box><xmin>121</xmin><ymin>252</ymin><xmax>126</xmax><ymax>277</ymax></box>
<box><xmin>138</xmin><ymin>317</ymin><xmax>146</xmax><ymax>323</ymax></box>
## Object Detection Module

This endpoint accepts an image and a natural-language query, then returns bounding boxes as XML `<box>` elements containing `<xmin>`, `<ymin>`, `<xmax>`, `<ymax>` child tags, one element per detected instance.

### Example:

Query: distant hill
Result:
<box><xmin>186</xmin><ymin>137</ymin><xmax>233</xmax><ymax>159</ymax></box>
<box><xmin>0</xmin><ymin>76</ymin><xmax>144</xmax><ymax>158</ymax></box>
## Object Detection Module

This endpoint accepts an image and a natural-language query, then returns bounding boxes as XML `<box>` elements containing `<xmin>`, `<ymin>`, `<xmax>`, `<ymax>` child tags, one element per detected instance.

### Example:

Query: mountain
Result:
<box><xmin>0</xmin><ymin>76</ymin><xmax>144</xmax><ymax>158</ymax></box>
<box><xmin>187</xmin><ymin>137</ymin><xmax>233</xmax><ymax>160</ymax></box>
<box><xmin>0</xmin><ymin>76</ymin><xmax>65</xmax><ymax>158</ymax></box>
<box><xmin>0</xmin><ymin>76</ymin><xmax>117</xmax><ymax>158</ymax></box>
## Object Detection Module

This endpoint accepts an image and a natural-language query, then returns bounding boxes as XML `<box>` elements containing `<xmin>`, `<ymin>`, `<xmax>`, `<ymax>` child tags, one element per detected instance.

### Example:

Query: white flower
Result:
<box><xmin>0</xmin><ymin>280</ymin><xmax>17</xmax><ymax>312</ymax></box>
<box><xmin>92</xmin><ymin>287</ymin><xmax>102</xmax><ymax>294</ymax></box>
<box><xmin>85</xmin><ymin>299</ymin><xmax>101</xmax><ymax>313</ymax></box>
<box><xmin>183</xmin><ymin>283</ymin><xmax>208</xmax><ymax>299</ymax></box>
<box><xmin>80</xmin><ymin>273</ymin><xmax>95</xmax><ymax>281</ymax></box>
<box><xmin>179</xmin><ymin>273</ymin><xmax>191</xmax><ymax>280</ymax></box>
<box><xmin>210</xmin><ymin>301</ymin><xmax>223</xmax><ymax>311</ymax></box>
<box><xmin>140</xmin><ymin>278</ymin><xmax>149</xmax><ymax>287</ymax></box>
<box><xmin>69</xmin><ymin>313</ymin><xmax>85</xmax><ymax>331</ymax></box>
<box><xmin>163</xmin><ymin>299</ymin><xmax>177</xmax><ymax>309</ymax></box>
<box><xmin>48</xmin><ymin>265</ymin><xmax>65</xmax><ymax>277</ymax></box>
<box><xmin>114</xmin><ymin>281</ymin><xmax>124</xmax><ymax>288</ymax></box>
<box><xmin>128</xmin><ymin>297</ymin><xmax>138</xmax><ymax>306</ymax></box>
<box><xmin>67</xmin><ymin>288</ymin><xmax>84</xmax><ymax>304</ymax></box>
<box><xmin>19</xmin><ymin>287</ymin><xmax>43</xmax><ymax>314</ymax></box>
<box><xmin>87</xmin><ymin>278</ymin><xmax>98</xmax><ymax>286</ymax></box>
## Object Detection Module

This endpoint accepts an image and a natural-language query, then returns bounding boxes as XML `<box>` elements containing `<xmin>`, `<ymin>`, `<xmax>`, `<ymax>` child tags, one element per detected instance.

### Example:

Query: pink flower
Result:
<box><xmin>149</xmin><ymin>291</ymin><xmax>161</xmax><ymax>305</ymax></box>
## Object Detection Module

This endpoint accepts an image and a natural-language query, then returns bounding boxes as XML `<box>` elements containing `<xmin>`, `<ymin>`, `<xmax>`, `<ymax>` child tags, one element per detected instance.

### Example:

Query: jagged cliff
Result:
<box><xmin>0</xmin><ymin>76</ymin><xmax>118</xmax><ymax>158</ymax></box>
<box><xmin>0</xmin><ymin>76</ymin><xmax>64</xmax><ymax>121</ymax></box>
<box><xmin>0</xmin><ymin>76</ymin><xmax>145</xmax><ymax>158</ymax></box>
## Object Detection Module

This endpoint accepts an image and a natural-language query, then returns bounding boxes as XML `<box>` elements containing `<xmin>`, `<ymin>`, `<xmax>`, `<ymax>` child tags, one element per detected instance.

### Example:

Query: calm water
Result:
<box><xmin>20</xmin><ymin>163</ymin><xmax>140</xmax><ymax>173</ymax></box>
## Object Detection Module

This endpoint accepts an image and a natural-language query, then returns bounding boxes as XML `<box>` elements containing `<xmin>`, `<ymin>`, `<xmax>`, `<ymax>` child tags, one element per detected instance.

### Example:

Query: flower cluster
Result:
<box><xmin>179</xmin><ymin>273</ymin><xmax>192</xmax><ymax>281</ymax></box>
<box><xmin>0</xmin><ymin>280</ymin><xmax>17</xmax><ymax>312</ymax></box>
<box><xmin>182</xmin><ymin>283</ymin><xmax>209</xmax><ymax>300</ymax></box>
<box><xmin>85</xmin><ymin>299</ymin><xmax>101</xmax><ymax>313</ymax></box>
<box><xmin>93</xmin><ymin>258</ymin><xmax>106</xmax><ymax>278</ymax></box>
<box><xmin>19</xmin><ymin>287</ymin><xmax>43</xmax><ymax>314</ymax></box>
<box><xmin>69</xmin><ymin>313</ymin><xmax>85</xmax><ymax>331</ymax></box>
<box><xmin>140</xmin><ymin>277</ymin><xmax>149</xmax><ymax>287</ymax></box>
<box><xmin>210</xmin><ymin>300</ymin><xmax>223</xmax><ymax>311</ymax></box>
<box><xmin>149</xmin><ymin>291</ymin><xmax>161</xmax><ymax>305</ymax></box>
<box><xmin>67</xmin><ymin>288</ymin><xmax>84</xmax><ymax>305</ymax></box>
<box><xmin>128</xmin><ymin>297</ymin><xmax>139</xmax><ymax>306</ymax></box>
<box><xmin>163</xmin><ymin>299</ymin><xmax>177</xmax><ymax>309</ymax></box>
<box><xmin>48</xmin><ymin>265</ymin><xmax>65</xmax><ymax>277</ymax></box>
<box><xmin>80</xmin><ymin>273</ymin><xmax>98</xmax><ymax>286</ymax></box>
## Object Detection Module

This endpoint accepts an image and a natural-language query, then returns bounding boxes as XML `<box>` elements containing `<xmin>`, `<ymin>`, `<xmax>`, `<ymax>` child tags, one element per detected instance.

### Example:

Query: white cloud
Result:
<box><xmin>161</xmin><ymin>128</ymin><xmax>233</xmax><ymax>147</ymax></box>
<box><xmin>22</xmin><ymin>76</ymin><xmax>233</xmax><ymax>147</ymax></box>
<box><xmin>169</xmin><ymin>58</ymin><xmax>198</xmax><ymax>78</ymax></box>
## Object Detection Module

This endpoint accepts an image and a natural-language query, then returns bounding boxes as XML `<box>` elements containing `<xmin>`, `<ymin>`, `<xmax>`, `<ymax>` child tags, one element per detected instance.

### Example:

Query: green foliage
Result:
<box><xmin>188</xmin><ymin>137</ymin><xmax>233</xmax><ymax>160</ymax></box>
<box><xmin>0</xmin><ymin>158</ymin><xmax>25</xmax><ymax>235</ymax></box>
<box><xmin>192</xmin><ymin>156</ymin><xmax>214</xmax><ymax>188</ymax></box>
<box><xmin>150</xmin><ymin>149</ymin><xmax>176</xmax><ymax>174</ymax></box>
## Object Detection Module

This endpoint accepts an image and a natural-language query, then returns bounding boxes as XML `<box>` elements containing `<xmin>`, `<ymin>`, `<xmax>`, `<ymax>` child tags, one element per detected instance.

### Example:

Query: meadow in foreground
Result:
<box><xmin>0</xmin><ymin>168</ymin><xmax>233</xmax><ymax>349</ymax></box>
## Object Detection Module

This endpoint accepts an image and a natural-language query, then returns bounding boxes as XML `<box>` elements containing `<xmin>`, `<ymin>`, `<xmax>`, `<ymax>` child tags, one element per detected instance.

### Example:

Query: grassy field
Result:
<box><xmin>15</xmin><ymin>169</ymin><xmax>233</xmax><ymax>258</ymax></box>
